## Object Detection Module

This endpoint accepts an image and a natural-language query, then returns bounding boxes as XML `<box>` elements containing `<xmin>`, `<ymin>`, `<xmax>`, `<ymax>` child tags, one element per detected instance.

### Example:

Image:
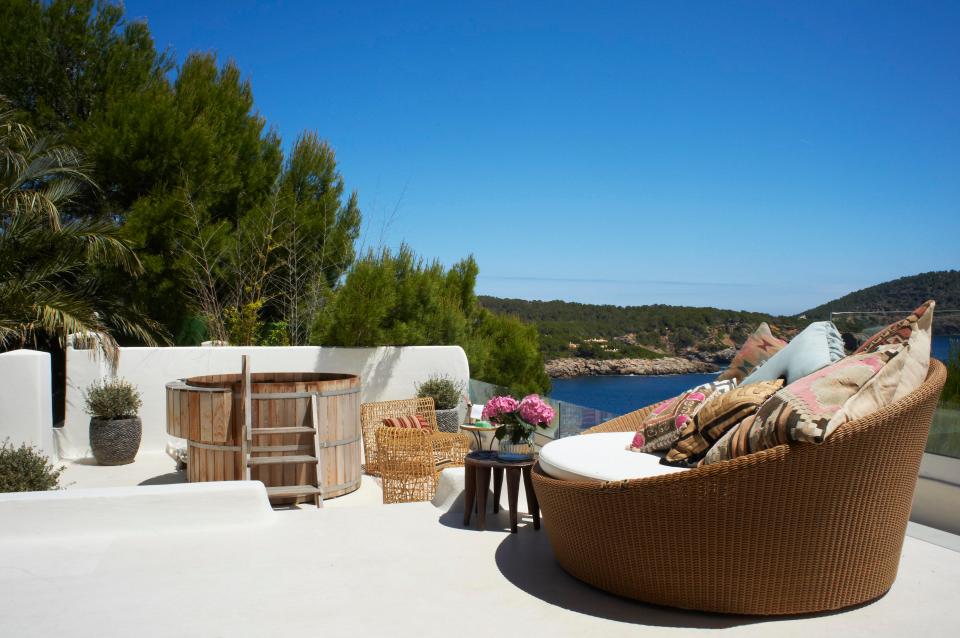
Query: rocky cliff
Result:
<box><xmin>546</xmin><ymin>356</ymin><xmax>719</xmax><ymax>379</ymax></box>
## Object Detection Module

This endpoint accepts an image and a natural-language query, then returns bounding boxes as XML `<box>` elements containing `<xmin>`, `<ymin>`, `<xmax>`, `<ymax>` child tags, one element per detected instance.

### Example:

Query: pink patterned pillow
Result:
<box><xmin>628</xmin><ymin>379</ymin><xmax>737</xmax><ymax>453</ymax></box>
<box><xmin>702</xmin><ymin>344</ymin><xmax>904</xmax><ymax>465</ymax></box>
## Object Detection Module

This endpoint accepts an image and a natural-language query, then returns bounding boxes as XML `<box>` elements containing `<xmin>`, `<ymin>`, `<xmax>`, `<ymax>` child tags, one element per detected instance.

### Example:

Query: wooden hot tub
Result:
<box><xmin>165</xmin><ymin>369</ymin><xmax>361</xmax><ymax>502</ymax></box>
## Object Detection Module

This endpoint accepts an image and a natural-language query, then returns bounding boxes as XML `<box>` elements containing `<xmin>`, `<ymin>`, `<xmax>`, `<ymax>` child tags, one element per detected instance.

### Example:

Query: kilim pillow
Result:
<box><xmin>702</xmin><ymin>344</ymin><xmax>905</xmax><ymax>465</ymax></box>
<box><xmin>832</xmin><ymin>300</ymin><xmax>934</xmax><ymax>425</ymax></box>
<box><xmin>627</xmin><ymin>379</ymin><xmax>737</xmax><ymax>453</ymax></box>
<box><xmin>716</xmin><ymin>323</ymin><xmax>788</xmax><ymax>383</ymax></box>
<box><xmin>741</xmin><ymin>321</ymin><xmax>845</xmax><ymax>386</ymax></box>
<box><xmin>382</xmin><ymin>414</ymin><xmax>429</xmax><ymax>429</ymax></box>
<box><xmin>661</xmin><ymin>379</ymin><xmax>784</xmax><ymax>468</ymax></box>
<box><xmin>854</xmin><ymin>300</ymin><xmax>935</xmax><ymax>355</ymax></box>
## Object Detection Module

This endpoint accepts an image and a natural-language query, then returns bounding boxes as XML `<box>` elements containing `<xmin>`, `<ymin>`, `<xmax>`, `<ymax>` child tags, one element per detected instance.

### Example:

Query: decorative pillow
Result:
<box><xmin>855</xmin><ymin>300</ymin><xmax>934</xmax><ymax>355</ymax></box>
<box><xmin>382</xmin><ymin>414</ymin><xmax>429</xmax><ymax>429</ymax></box>
<box><xmin>627</xmin><ymin>379</ymin><xmax>737</xmax><ymax>453</ymax></box>
<box><xmin>702</xmin><ymin>344</ymin><xmax>904</xmax><ymax>465</ymax></box>
<box><xmin>835</xmin><ymin>300</ymin><xmax>934</xmax><ymax>424</ymax></box>
<box><xmin>716</xmin><ymin>323</ymin><xmax>787</xmax><ymax>383</ymax></box>
<box><xmin>661</xmin><ymin>379</ymin><xmax>784</xmax><ymax>467</ymax></box>
<box><xmin>741</xmin><ymin>321</ymin><xmax>845</xmax><ymax>386</ymax></box>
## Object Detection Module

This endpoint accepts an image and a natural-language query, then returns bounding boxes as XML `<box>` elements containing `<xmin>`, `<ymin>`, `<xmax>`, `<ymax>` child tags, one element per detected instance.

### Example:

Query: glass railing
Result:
<box><xmin>929</xmin><ymin>402</ymin><xmax>960</xmax><ymax>458</ymax></box>
<box><xmin>467</xmin><ymin>379</ymin><xmax>618</xmax><ymax>447</ymax></box>
<box><xmin>472</xmin><ymin>325</ymin><xmax>960</xmax><ymax>460</ymax></box>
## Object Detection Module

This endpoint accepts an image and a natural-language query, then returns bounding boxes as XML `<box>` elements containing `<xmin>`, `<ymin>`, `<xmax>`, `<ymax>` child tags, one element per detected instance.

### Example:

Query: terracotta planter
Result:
<box><xmin>89</xmin><ymin>417</ymin><xmax>142</xmax><ymax>465</ymax></box>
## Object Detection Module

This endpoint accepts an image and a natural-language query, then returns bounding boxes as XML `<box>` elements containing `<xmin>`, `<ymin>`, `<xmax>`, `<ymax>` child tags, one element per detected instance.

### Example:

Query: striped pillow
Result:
<box><xmin>382</xmin><ymin>414</ymin><xmax>429</xmax><ymax>429</ymax></box>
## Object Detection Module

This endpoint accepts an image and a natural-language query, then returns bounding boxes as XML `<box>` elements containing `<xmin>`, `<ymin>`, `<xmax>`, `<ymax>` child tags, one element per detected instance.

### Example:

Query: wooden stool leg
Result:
<box><xmin>522</xmin><ymin>466</ymin><xmax>540</xmax><ymax>530</ymax></box>
<box><xmin>493</xmin><ymin>467</ymin><xmax>503</xmax><ymax>513</ymax></box>
<box><xmin>463</xmin><ymin>463</ymin><xmax>476</xmax><ymax>527</ymax></box>
<box><xmin>506</xmin><ymin>468</ymin><xmax>520</xmax><ymax>533</ymax></box>
<box><xmin>476</xmin><ymin>467</ymin><xmax>492</xmax><ymax>529</ymax></box>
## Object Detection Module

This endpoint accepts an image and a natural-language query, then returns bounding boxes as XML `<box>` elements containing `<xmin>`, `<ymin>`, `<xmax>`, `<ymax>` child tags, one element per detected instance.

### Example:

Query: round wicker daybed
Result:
<box><xmin>532</xmin><ymin>359</ymin><xmax>947</xmax><ymax>616</ymax></box>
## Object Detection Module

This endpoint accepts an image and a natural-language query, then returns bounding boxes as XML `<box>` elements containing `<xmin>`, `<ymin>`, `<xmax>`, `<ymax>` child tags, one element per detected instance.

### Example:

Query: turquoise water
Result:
<box><xmin>550</xmin><ymin>335</ymin><xmax>958</xmax><ymax>417</ymax></box>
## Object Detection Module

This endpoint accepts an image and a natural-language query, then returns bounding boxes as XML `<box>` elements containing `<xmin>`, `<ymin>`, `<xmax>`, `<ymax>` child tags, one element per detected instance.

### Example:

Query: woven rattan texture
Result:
<box><xmin>361</xmin><ymin>397</ymin><xmax>470</xmax><ymax>477</ymax></box>
<box><xmin>376</xmin><ymin>427</ymin><xmax>439</xmax><ymax>504</ymax></box>
<box><xmin>532</xmin><ymin>360</ymin><xmax>947</xmax><ymax>615</ymax></box>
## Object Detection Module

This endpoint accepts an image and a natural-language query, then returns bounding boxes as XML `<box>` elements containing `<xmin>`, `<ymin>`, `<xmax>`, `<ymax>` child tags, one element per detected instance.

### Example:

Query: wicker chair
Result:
<box><xmin>376</xmin><ymin>427</ymin><xmax>445</xmax><ymax>504</ymax></box>
<box><xmin>532</xmin><ymin>360</ymin><xmax>947</xmax><ymax>615</ymax></box>
<box><xmin>361</xmin><ymin>397</ymin><xmax>470</xmax><ymax>476</ymax></box>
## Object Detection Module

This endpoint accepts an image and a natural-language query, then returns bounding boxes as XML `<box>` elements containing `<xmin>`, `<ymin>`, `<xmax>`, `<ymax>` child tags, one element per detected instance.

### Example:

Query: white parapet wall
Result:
<box><xmin>59</xmin><ymin>344</ymin><xmax>470</xmax><ymax>459</ymax></box>
<box><xmin>0</xmin><ymin>349</ymin><xmax>55</xmax><ymax>460</ymax></box>
<box><xmin>0</xmin><ymin>481</ymin><xmax>274</xmax><ymax>540</ymax></box>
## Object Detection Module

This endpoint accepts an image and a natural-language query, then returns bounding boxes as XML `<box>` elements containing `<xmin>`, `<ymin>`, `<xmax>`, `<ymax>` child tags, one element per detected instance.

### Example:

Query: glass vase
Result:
<box><xmin>497</xmin><ymin>429</ymin><xmax>535</xmax><ymax>461</ymax></box>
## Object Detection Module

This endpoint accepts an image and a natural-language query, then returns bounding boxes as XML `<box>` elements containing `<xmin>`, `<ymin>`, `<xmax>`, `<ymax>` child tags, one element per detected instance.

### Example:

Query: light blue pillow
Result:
<box><xmin>741</xmin><ymin>321</ymin><xmax>845</xmax><ymax>385</ymax></box>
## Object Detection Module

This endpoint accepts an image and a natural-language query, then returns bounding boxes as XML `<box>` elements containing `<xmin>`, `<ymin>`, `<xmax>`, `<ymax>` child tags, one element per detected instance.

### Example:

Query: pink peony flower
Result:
<box><xmin>482</xmin><ymin>395</ymin><xmax>519</xmax><ymax>423</ymax></box>
<box><xmin>518</xmin><ymin>394</ymin><xmax>555</xmax><ymax>426</ymax></box>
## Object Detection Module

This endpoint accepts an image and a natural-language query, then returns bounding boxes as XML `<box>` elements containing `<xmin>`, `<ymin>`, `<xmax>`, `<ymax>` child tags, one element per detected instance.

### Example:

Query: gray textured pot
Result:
<box><xmin>90</xmin><ymin>417</ymin><xmax>142</xmax><ymax>465</ymax></box>
<box><xmin>435</xmin><ymin>407</ymin><xmax>461</xmax><ymax>433</ymax></box>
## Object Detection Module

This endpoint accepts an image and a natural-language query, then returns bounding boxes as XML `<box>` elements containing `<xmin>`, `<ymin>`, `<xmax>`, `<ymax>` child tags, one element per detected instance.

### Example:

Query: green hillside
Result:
<box><xmin>478</xmin><ymin>297</ymin><xmax>803</xmax><ymax>361</ymax></box>
<box><xmin>802</xmin><ymin>270</ymin><xmax>960</xmax><ymax>334</ymax></box>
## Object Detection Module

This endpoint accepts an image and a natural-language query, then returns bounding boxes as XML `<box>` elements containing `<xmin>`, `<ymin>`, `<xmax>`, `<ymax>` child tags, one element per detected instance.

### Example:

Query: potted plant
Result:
<box><xmin>416</xmin><ymin>375</ymin><xmax>465</xmax><ymax>433</ymax></box>
<box><xmin>483</xmin><ymin>394</ymin><xmax>555</xmax><ymax>461</ymax></box>
<box><xmin>84</xmin><ymin>378</ymin><xmax>143</xmax><ymax>465</ymax></box>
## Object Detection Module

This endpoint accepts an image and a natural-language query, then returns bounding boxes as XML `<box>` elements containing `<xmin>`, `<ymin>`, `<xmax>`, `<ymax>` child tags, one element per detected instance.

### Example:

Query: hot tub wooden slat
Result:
<box><xmin>199</xmin><ymin>394</ymin><xmax>212</xmax><ymax>442</ymax></box>
<box><xmin>212</xmin><ymin>393</ymin><xmax>228</xmax><ymax>442</ymax></box>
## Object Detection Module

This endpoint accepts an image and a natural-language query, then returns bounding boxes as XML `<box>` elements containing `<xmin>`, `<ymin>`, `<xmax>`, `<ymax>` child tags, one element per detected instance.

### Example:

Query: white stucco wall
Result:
<box><xmin>0</xmin><ymin>481</ymin><xmax>274</xmax><ymax>540</ymax></box>
<box><xmin>0</xmin><ymin>349</ymin><xmax>55</xmax><ymax>459</ymax></box>
<box><xmin>59</xmin><ymin>344</ymin><xmax>470</xmax><ymax>459</ymax></box>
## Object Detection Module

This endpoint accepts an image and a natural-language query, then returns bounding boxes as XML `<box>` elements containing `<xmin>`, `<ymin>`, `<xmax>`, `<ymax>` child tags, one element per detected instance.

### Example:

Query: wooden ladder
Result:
<box><xmin>241</xmin><ymin>356</ymin><xmax>324</xmax><ymax>508</ymax></box>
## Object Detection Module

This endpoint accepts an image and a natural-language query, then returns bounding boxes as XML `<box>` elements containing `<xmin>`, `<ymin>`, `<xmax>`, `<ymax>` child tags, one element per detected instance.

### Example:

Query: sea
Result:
<box><xmin>549</xmin><ymin>335</ymin><xmax>958</xmax><ymax>417</ymax></box>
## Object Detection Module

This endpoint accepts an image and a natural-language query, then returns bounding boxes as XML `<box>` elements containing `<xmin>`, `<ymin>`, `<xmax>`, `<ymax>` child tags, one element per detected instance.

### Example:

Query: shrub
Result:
<box><xmin>0</xmin><ymin>440</ymin><xmax>63</xmax><ymax>492</ymax></box>
<box><xmin>84</xmin><ymin>378</ymin><xmax>143</xmax><ymax>419</ymax></box>
<box><xmin>416</xmin><ymin>375</ymin><xmax>465</xmax><ymax>410</ymax></box>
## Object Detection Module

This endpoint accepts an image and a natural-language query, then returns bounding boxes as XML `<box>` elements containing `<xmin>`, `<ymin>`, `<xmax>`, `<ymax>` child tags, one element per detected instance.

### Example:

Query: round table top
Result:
<box><xmin>464</xmin><ymin>451</ymin><xmax>537</xmax><ymax>469</ymax></box>
<box><xmin>459</xmin><ymin>423</ymin><xmax>503</xmax><ymax>433</ymax></box>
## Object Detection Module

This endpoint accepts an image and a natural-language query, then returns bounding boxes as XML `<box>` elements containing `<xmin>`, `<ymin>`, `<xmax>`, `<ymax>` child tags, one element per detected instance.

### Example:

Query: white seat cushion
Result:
<box><xmin>538</xmin><ymin>432</ymin><xmax>688</xmax><ymax>483</ymax></box>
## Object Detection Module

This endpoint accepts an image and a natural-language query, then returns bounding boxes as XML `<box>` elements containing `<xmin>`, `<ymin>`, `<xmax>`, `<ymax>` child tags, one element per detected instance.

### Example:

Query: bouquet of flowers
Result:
<box><xmin>482</xmin><ymin>394</ymin><xmax>555</xmax><ymax>444</ymax></box>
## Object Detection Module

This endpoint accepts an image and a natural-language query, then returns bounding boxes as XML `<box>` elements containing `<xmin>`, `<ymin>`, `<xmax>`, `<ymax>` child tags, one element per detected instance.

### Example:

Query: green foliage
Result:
<box><xmin>465</xmin><ymin>310</ymin><xmax>551</xmax><ymax>396</ymax></box>
<box><xmin>279</xmin><ymin>132</ymin><xmax>361</xmax><ymax>290</ymax></box>
<box><xmin>84</xmin><ymin>378</ymin><xmax>142</xmax><ymax>419</ymax></box>
<box><xmin>316</xmin><ymin>246</ymin><xmax>550</xmax><ymax>395</ymax></box>
<box><xmin>480</xmin><ymin>297</ymin><xmax>802</xmax><ymax>361</ymax></box>
<box><xmin>803</xmin><ymin>270</ymin><xmax>960</xmax><ymax>335</ymax></box>
<box><xmin>0</xmin><ymin>1</ymin><xmax>548</xmax><ymax>399</ymax></box>
<box><xmin>0</xmin><ymin>440</ymin><xmax>63</xmax><ymax>492</ymax></box>
<box><xmin>261</xmin><ymin>322</ymin><xmax>291</xmax><ymax>346</ymax></box>
<box><xmin>315</xmin><ymin>245</ymin><xmax>471</xmax><ymax>347</ymax></box>
<box><xmin>0</xmin><ymin>0</ymin><xmax>171</xmax><ymax>137</ymax></box>
<box><xmin>416</xmin><ymin>375</ymin><xmax>464</xmax><ymax>410</ymax></box>
<box><xmin>0</xmin><ymin>102</ymin><xmax>167</xmax><ymax>358</ymax></box>
<box><xmin>223</xmin><ymin>302</ymin><xmax>264</xmax><ymax>347</ymax></box>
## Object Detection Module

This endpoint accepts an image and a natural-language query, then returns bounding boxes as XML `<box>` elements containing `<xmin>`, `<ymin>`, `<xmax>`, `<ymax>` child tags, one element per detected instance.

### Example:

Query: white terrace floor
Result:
<box><xmin>2</xmin><ymin>455</ymin><xmax>959</xmax><ymax>637</ymax></box>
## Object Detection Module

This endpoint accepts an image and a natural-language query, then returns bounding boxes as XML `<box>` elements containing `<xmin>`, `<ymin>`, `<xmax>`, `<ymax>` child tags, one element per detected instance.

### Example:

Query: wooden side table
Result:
<box><xmin>463</xmin><ymin>452</ymin><xmax>540</xmax><ymax>533</ymax></box>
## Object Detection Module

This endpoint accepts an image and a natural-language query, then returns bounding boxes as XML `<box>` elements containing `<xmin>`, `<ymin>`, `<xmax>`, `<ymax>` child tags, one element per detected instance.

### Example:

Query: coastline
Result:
<box><xmin>546</xmin><ymin>356</ymin><xmax>720</xmax><ymax>379</ymax></box>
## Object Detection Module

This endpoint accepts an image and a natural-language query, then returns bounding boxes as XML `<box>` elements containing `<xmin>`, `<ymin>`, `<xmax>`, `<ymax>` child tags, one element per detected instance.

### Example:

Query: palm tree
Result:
<box><xmin>0</xmin><ymin>99</ymin><xmax>168</xmax><ymax>361</ymax></box>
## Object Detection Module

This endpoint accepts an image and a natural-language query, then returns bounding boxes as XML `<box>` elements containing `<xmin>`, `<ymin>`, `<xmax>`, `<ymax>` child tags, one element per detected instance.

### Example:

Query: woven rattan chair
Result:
<box><xmin>361</xmin><ymin>397</ymin><xmax>470</xmax><ymax>476</ymax></box>
<box><xmin>376</xmin><ymin>427</ymin><xmax>445</xmax><ymax>504</ymax></box>
<box><xmin>532</xmin><ymin>360</ymin><xmax>947</xmax><ymax>615</ymax></box>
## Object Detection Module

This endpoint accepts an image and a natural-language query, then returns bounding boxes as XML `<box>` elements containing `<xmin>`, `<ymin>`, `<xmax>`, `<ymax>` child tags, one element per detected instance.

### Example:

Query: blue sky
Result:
<box><xmin>126</xmin><ymin>1</ymin><xmax>959</xmax><ymax>315</ymax></box>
